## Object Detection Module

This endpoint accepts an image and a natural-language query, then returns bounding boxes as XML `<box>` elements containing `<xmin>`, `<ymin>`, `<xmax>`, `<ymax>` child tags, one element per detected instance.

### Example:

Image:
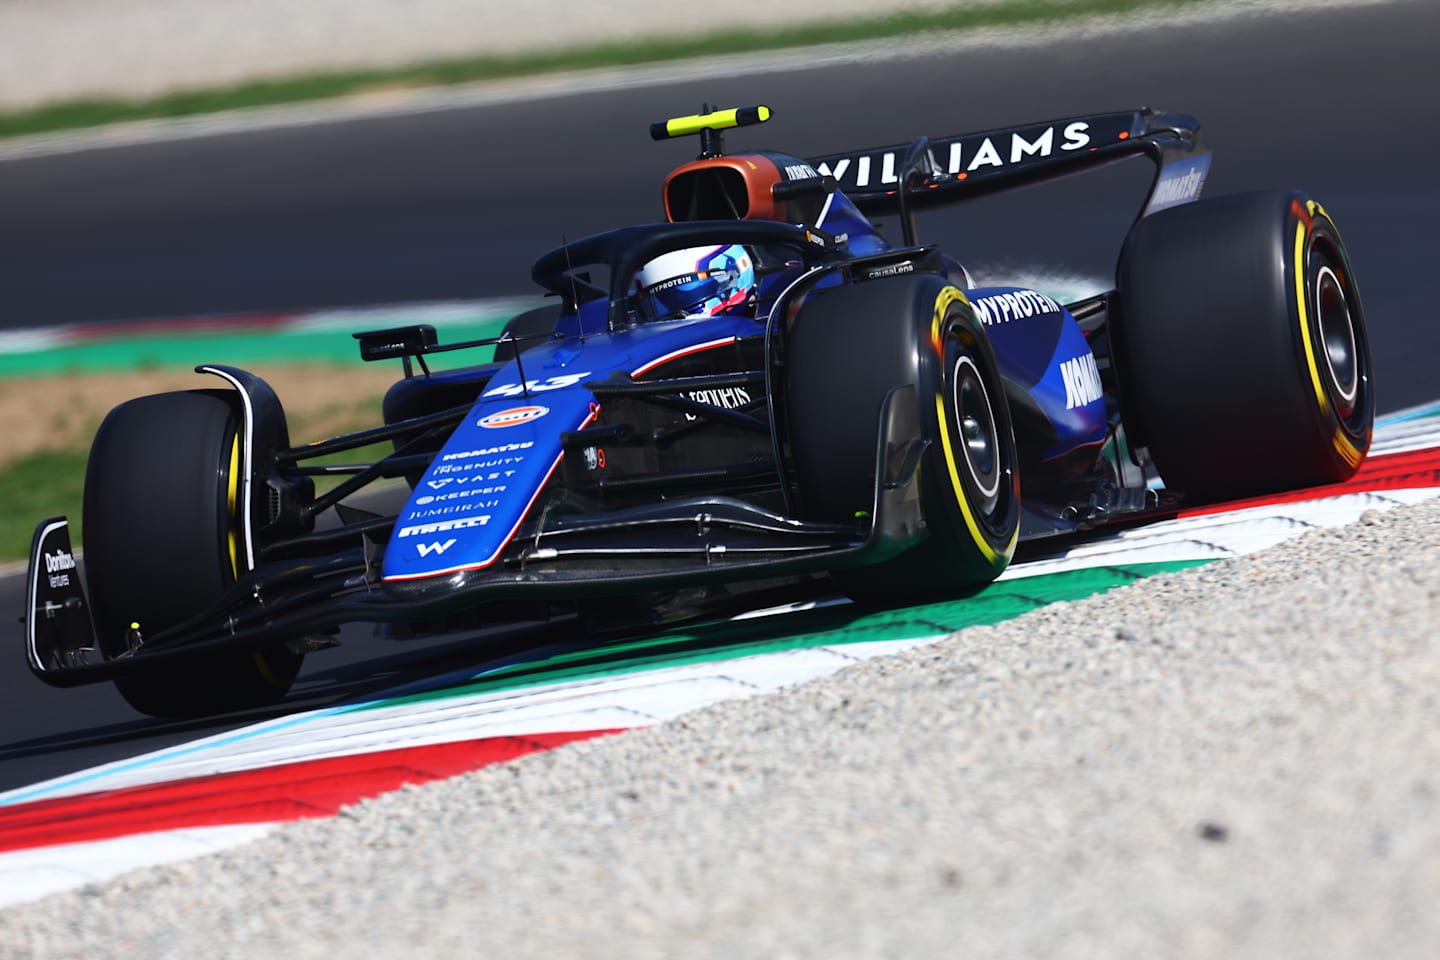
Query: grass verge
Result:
<box><xmin>0</xmin><ymin>0</ymin><xmax>1209</xmax><ymax>139</ymax></box>
<box><xmin>0</xmin><ymin>368</ymin><xmax>395</xmax><ymax>566</ymax></box>
<box><xmin>0</xmin><ymin>450</ymin><xmax>88</xmax><ymax>566</ymax></box>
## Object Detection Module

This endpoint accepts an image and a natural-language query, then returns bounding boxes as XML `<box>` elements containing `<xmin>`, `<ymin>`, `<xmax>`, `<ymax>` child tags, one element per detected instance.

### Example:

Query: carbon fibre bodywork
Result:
<box><xmin>27</xmin><ymin>106</ymin><xmax>1213</xmax><ymax>688</ymax></box>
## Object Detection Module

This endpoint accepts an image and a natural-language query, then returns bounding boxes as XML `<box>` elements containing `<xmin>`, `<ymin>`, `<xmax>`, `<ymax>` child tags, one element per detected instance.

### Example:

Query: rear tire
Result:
<box><xmin>785</xmin><ymin>274</ymin><xmax>1020</xmax><ymax>606</ymax></box>
<box><xmin>1113</xmin><ymin>191</ymin><xmax>1372</xmax><ymax>502</ymax></box>
<box><xmin>84</xmin><ymin>390</ymin><xmax>303</xmax><ymax>718</ymax></box>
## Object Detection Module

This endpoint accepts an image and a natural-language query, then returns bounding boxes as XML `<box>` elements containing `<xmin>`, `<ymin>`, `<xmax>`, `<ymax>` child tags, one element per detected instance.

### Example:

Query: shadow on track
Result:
<box><xmin>0</xmin><ymin>611</ymin><xmax>564</xmax><ymax>792</ymax></box>
<box><xmin>0</xmin><ymin>574</ymin><xmax>862</xmax><ymax>794</ymax></box>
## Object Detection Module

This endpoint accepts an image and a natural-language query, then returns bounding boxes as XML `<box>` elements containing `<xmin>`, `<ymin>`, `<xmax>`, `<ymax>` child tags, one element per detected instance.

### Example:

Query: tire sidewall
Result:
<box><xmin>84</xmin><ymin>389</ymin><xmax>301</xmax><ymax>717</ymax></box>
<box><xmin>783</xmin><ymin>274</ymin><xmax>1019</xmax><ymax>602</ymax></box>
<box><xmin>1289</xmin><ymin>200</ymin><xmax>1372</xmax><ymax>472</ymax></box>
<box><xmin>921</xmin><ymin>286</ymin><xmax>1020</xmax><ymax>574</ymax></box>
<box><xmin>85</xmin><ymin>390</ymin><xmax>239</xmax><ymax>659</ymax></box>
<box><xmin>1113</xmin><ymin>190</ymin><xmax>1373</xmax><ymax>500</ymax></box>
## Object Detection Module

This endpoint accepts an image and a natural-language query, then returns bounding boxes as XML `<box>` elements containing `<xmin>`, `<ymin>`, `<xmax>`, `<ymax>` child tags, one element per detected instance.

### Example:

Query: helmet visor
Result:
<box><xmin>639</xmin><ymin>270</ymin><xmax>727</xmax><ymax>319</ymax></box>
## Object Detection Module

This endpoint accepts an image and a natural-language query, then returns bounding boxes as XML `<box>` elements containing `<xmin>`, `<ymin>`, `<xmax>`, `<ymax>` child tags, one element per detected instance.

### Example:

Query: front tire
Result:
<box><xmin>84</xmin><ymin>390</ymin><xmax>303</xmax><ymax>718</ymax></box>
<box><xmin>785</xmin><ymin>275</ymin><xmax>1020</xmax><ymax>606</ymax></box>
<box><xmin>1113</xmin><ymin>191</ymin><xmax>1373</xmax><ymax>502</ymax></box>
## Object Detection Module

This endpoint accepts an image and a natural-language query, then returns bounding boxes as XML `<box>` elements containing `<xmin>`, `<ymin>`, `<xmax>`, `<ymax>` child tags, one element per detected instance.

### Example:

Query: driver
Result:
<box><xmin>631</xmin><ymin>244</ymin><xmax>756</xmax><ymax>322</ymax></box>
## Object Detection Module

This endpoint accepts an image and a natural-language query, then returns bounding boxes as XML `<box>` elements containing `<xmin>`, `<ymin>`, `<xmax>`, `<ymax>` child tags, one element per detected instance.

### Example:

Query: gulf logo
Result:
<box><xmin>477</xmin><ymin>404</ymin><xmax>549</xmax><ymax>429</ymax></box>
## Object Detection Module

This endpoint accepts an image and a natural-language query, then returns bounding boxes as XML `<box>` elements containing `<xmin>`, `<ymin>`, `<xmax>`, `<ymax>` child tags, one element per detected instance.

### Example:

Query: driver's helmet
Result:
<box><xmin>631</xmin><ymin>244</ymin><xmax>756</xmax><ymax>321</ymax></box>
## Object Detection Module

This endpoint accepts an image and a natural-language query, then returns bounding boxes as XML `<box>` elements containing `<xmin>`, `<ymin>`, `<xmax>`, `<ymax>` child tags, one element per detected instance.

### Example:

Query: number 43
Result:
<box><xmin>483</xmin><ymin>372</ymin><xmax>592</xmax><ymax>398</ymax></box>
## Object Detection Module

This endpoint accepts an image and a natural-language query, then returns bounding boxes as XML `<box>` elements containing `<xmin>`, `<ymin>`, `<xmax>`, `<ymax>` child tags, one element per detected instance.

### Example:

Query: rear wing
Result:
<box><xmin>805</xmin><ymin>108</ymin><xmax>1208</xmax><ymax>222</ymax></box>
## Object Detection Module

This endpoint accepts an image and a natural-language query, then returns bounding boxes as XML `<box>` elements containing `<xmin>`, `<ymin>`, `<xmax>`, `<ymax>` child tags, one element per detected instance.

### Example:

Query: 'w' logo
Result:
<box><xmin>415</xmin><ymin>539</ymin><xmax>456</xmax><ymax>558</ymax></box>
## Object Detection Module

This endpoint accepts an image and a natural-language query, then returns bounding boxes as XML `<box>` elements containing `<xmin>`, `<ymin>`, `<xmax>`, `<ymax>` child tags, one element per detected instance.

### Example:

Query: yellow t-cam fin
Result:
<box><xmin>650</xmin><ymin>105</ymin><xmax>772</xmax><ymax>141</ymax></box>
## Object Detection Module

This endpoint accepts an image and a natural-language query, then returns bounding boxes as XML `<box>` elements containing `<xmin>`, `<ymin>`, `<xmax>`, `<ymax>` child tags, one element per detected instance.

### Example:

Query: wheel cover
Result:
<box><xmin>1313</xmin><ymin>262</ymin><xmax>1359</xmax><ymax>419</ymax></box>
<box><xmin>950</xmin><ymin>354</ymin><xmax>1001</xmax><ymax>507</ymax></box>
<box><xmin>932</xmin><ymin>299</ymin><xmax>1018</xmax><ymax>570</ymax></box>
<box><xmin>219</xmin><ymin>420</ymin><xmax>294</xmax><ymax>690</ymax></box>
<box><xmin>1292</xmin><ymin>200</ymin><xmax>1370</xmax><ymax>471</ymax></box>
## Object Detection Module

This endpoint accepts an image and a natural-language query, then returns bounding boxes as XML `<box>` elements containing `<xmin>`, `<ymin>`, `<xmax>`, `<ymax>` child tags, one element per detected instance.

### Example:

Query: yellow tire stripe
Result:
<box><xmin>251</xmin><ymin>648</ymin><xmax>288</xmax><ymax>691</ymax></box>
<box><xmin>1293</xmin><ymin>217</ymin><xmax>1330</xmax><ymax>418</ymax></box>
<box><xmin>1293</xmin><ymin>203</ymin><xmax>1365</xmax><ymax>466</ymax></box>
<box><xmin>1333</xmin><ymin>430</ymin><xmax>1365</xmax><ymax>469</ymax></box>
<box><xmin>225</xmin><ymin>432</ymin><xmax>241</xmax><ymax>577</ymax></box>
<box><xmin>930</xmin><ymin>286</ymin><xmax>1016</xmax><ymax>569</ymax></box>
<box><xmin>226</xmin><ymin>427</ymin><xmax>289</xmax><ymax>689</ymax></box>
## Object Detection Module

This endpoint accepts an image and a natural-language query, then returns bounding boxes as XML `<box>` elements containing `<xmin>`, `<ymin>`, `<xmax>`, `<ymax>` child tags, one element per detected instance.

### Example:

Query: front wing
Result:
<box><xmin>25</xmin><ymin>385</ymin><xmax>933</xmax><ymax>687</ymax></box>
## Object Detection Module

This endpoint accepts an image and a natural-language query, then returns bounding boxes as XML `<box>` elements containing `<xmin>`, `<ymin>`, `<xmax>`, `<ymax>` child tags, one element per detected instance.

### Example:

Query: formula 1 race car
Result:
<box><xmin>26</xmin><ymin>104</ymin><xmax>1373</xmax><ymax>718</ymax></box>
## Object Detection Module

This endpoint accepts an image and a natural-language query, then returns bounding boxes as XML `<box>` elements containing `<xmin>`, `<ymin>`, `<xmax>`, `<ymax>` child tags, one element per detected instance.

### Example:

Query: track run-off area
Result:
<box><xmin>3</xmin><ymin>2</ymin><xmax>1439</xmax><ymax>950</ymax></box>
<box><xmin>3</xmin><ymin>405</ymin><xmax>1438</xmax><ymax>907</ymax></box>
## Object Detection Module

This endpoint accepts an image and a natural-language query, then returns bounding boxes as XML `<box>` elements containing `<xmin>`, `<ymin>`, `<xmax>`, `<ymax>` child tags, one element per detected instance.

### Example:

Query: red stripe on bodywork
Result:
<box><xmin>1178</xmin><ymin>447</ymin><xmax>1440</xmax><ymax>518</ymax></box>
<box><xmin>631</xmin><ymin>337</ymin><xmax>737</xmax><ymax>378</ymax></box>
<box><xmin>0</xmin><ymin>729</ymin><xmax>620</xmax><ymax>854</ymax></box>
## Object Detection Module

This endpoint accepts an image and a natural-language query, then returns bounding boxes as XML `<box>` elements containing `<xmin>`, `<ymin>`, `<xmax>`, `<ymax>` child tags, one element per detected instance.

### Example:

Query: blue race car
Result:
<box><xmin>26</xmin><ymin>104</ymin><xmax>1373</xmax><ymax>717</ymax></box>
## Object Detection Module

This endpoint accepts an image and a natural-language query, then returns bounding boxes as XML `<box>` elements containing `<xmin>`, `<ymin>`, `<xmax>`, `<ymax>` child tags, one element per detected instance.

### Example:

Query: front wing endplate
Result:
<box><xmin>25</xmin><ymin>518</ymin><xmax>101</xmax><ymax>678</ymax></box>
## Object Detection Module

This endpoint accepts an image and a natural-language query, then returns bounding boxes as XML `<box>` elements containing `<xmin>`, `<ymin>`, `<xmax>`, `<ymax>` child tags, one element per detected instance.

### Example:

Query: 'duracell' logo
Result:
<box><xmin>477</xmin><ymin>405</ymin><xmax>549</xmax><ymax>429</ymax></box>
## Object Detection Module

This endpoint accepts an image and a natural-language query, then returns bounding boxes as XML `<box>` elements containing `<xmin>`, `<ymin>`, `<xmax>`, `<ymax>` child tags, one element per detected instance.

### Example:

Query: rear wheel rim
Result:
<box><xmin>1313</xmin><ymin>262</ymin><xmax>1359</xmax><ymax>420</ymax></box>
<box><xmin>950</xmin><ymin>353</ymin><xmax>1001</xmax><ymax>508</ymax></box>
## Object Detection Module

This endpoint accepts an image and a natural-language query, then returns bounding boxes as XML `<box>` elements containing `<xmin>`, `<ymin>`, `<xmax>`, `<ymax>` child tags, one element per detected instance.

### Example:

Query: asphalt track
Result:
<box><xmin>1</xmin><ymin>0</ymin><xmax>1438</xmax><ymax>793</ymax></box>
